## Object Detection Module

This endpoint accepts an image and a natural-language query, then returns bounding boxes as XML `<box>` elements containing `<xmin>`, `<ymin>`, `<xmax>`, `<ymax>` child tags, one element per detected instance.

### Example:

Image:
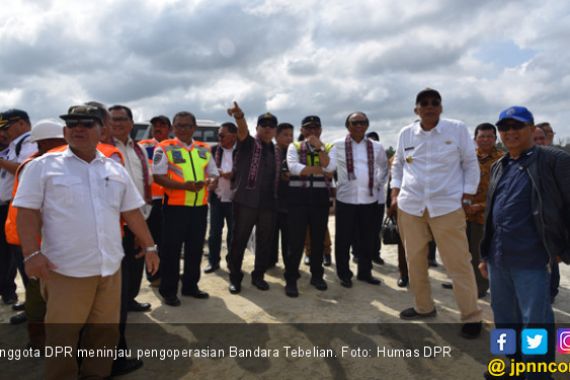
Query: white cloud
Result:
<box><xmin>1</xmin><ymin>0</ymin><xmax>569</xmax><ymax>147</ymax></box>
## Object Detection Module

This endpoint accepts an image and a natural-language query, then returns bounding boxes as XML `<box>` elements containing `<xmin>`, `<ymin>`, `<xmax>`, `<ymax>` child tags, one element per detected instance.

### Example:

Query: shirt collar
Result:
<box><xmin>503</xmin><ymin>146</ymin><xmax>536</xmax><ymax>165</ymax></box>
<box><xmin>63</xmin><ymin>146</ymin><xmax>105</xmax><ymax>163</ymax></box>
<box><xmin>413</xmin><ymin>120</ymin><xmax>443</xmax><ymax>135</ymax></box>
<box><xmin>8</xmin><ymin>131</ymin><xmax>31</xmax><ymax>149</ymax></box>
<box><xmin>175</xmin><ymin>137</ymin><xmax>194</xmax><ymax>149</ymax></box>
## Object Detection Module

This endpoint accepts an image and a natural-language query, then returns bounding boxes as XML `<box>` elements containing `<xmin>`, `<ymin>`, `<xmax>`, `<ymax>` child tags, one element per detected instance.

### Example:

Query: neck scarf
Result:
<box><xmin>238</xmin><ymin>135</ymin><xmax>280</xmax><ymax>198</ymax></box>
<box><xmin>131</xmin><ymin>142</ymin><xmax>152</xmax><ymax>204</ymax></box>
<box><xmin>345</xmin><ymin>135</ymin><xmax>374</xmax><ymax>196</ymax></box>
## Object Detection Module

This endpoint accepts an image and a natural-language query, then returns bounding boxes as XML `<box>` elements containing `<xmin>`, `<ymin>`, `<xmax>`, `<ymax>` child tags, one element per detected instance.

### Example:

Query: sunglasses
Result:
<box><xmin>65</xmin><ymin>118</ymin><xmax>98</xmax><ymax>128</ymax></box>
<box><xmin>497</xmin><ymin>122</ymin><xmax>527</xmax><ymax>132</ymax></box>
<box><xmin>350</xmin><ymin>120</ymin><xmax>369</xmax><ymax>127</ymax></box>
<box><xmin>418</xmin><ymin>99</ymin><xmax>441</xmax><ymax>107</ymax></box>
<box><xmin>259</xmin><ymin>121</ymin><xmax>277</xmax><ymax>129</ymax></box>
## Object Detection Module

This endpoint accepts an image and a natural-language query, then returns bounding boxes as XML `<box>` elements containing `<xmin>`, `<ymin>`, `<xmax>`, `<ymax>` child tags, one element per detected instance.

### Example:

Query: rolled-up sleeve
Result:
<box><xmin>459</xmin><ymin>125</ymin><xmax>480</xmax><ymax>194</ymax></box>
<box><xmin>206</xmin><ymin>158</ymin><xmax>219</xmax><ymax>177</ymax></box>
<box><xmin>390</xmin><ymin>131</ymin><xmax>405</xmax><ymax>189</ymax></box>
<box><xmin>287</xmin><ymin>143</ymin><xmax>305</xmax><ymax>176</ymax></box>
<box><xmin>118</xmin><ymin>165</ymin><xmax>146</xmax><ymax>212</ymax></box>
<box><xmin>13</xmin><ymin>159</ymin><xmax>44</xmax><ymax>210</ymax></box>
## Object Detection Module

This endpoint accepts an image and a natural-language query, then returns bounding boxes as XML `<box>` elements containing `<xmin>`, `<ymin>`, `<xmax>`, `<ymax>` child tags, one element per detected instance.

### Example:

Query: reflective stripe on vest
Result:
<box><xmin>288</xmin><ymin>142</ymin><xmax>332</xmax><ymax>188</ymax></box>
<box><xmin>160</xmin><ymin>140</ymin><xmax>211</xmax><ymax>207</ymax></box>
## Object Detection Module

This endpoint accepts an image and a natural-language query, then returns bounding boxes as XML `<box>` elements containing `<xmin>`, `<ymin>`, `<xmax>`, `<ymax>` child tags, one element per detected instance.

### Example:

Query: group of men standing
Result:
<box><xmin>0</xmin><ymin>87</ymin><xmax>568</xmax><ymax>379</ymax></box>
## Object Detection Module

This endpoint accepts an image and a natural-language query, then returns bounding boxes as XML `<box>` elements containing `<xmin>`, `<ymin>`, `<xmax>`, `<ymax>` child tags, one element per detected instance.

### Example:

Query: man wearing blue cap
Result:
<box><xmin>480</xmin><ymin>106</ymin><xmax>570</xmax><ymax>380</ymax></box>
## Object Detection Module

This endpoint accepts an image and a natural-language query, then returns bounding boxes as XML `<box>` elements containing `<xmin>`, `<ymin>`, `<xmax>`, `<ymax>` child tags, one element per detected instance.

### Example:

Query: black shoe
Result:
<box><xmin>428</xmin><ymin>259</ymin><xmax>438</xmax><ymax>267</ymax></box>
<box><xmin>323</xmin><ymin>255</ymin><xmax>331</xmax><ymax>267</ymax></box>
<box><xmin>12</xmin><ymin>302</ymin><xmax>25</xmax><ymax>311</ymax></box>
<box><xmin>251</xmin><ymin>278</ymin><xmax>270</xmax><ymax>291</ymax></box>
<box><xmin>399</xmin><ymin>307</ymin><xmax>437</xmax><ymax>320</ymax></box>
<box><xmin>310</xmin><ymin>278</ymin><xmax>327</xmax><ymax>291</ymax></box>
<box><xmin>111</xmin><ymin>358</ymin><xmax>144</xmax><ymax>377</ymax></box>
<box><xmin>478</xmin><ymin>290</ymin><xmax>488</xmax><ymax>299</ymax></box>
<box><xmin>357</xmin><ymin>275</ymin><xmax>381</xmax><ymax>285</ymax></box>
<box><xmin>441</xmin><ymin>282</ymin><xmax>453</xmax><ymax>289</ymax></box>
<box><xmin>461</xmin><ymin>322</ymin><xmax>482</xmax><ymax>339</ymax></box>
<box><xmin>339</xmin><ymin>278</ymin><xmax>352</xmax><ymax>288</ymax></box>
<box><xmin>10</xmin><ymin>312</ymin><xmax>27</xmax><ymax>325</ymax></box>
<box><xmin>372</xmin><ymin>257</ymin><xmax>385</xmax><ymax>265</ymax></box>
<box><xmin>2</xmin><ymin>295</ymin><xmax>18</xmax><ymax>305</ymax></box>
<box><xmin>303</xmin><ymin>256</ymin><xmax>310</xmax><ymax>265</ymax></box>
<box><xmin>181</xmin><ymin>289</ymin><xmax>209</xmax><ymax>299</ymax></box>
<box><xmin>397</xmin><ymin>276</ymin><xmax>409</xmax><ymax>288</ymax></box>
<box><xmin>285</xmin><ymin>281</ymin><xmax>299</xmax><ymax>298</ymax></box>
<box><xmin>204</xmin><ymin>264</ymin><xmax>220</xmax><ymax>274</ymax></box>
<box><xmin>229</xmin><ymin>283</ymin><xmax>241</xmax><ymax>294</ymax></box>
<box><xmin>127</xmin><ymin>301</ymin><xmax>151</xmax><ymax>312</ymax></box>
<box><xmin>163</xmin><ymin>296</ymin><xmax>181</xmax><ymax>307</ymax></box>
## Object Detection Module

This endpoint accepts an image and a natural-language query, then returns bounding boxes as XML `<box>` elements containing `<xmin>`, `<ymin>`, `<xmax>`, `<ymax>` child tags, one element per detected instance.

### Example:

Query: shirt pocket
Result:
<box><xmin>436</xmin><ymin>142</ymin><xmax>460</xmax><ymax>164</ymax></box>
<box><xmin>101</xmin><ymin>174</ymin><xmax>126</xmax><ymax>210</ymax></box>
<box><xmin>50</xmin><ymin>175</ymin><xmax>84</xmax><ymax>207</ymax></box>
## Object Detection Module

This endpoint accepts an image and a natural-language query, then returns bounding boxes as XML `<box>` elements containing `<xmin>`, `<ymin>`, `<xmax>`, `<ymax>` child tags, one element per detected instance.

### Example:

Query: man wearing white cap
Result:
<box><xmin>4</xmin><ymin>119</ymin><xmax>66</xmax><ymax>337</ymax></box>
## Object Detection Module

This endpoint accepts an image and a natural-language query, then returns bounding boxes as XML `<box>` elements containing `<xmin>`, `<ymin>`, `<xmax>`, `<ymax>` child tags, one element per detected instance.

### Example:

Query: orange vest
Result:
<box><xmin>158</xmin><ymin>139</ymin><xmax>211</xmax><ymax>207</ymax></box>
<box><xmin>138</xmin><ymin>138</ymin><xmax>164</xmax><ymax>200</ymax></box>
<box><xmin>97</xmin><ymin>143</ymin><xmax>125</xmax><ymax>165</ymax></box>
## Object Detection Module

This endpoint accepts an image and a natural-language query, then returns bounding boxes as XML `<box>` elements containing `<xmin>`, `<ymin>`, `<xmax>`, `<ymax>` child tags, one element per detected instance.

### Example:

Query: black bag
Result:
<box><xmin>382</xmin><ymin>216</ymin><xmax>400</xmax><ymax>245</ymax></box>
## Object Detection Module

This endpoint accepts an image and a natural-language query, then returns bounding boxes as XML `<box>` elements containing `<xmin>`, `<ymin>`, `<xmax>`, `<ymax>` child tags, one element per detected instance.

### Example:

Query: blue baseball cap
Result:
<box><xmin>496</xmin><ymin>106</ymin><xmax>534</xmax><ymax>126</ymax></box>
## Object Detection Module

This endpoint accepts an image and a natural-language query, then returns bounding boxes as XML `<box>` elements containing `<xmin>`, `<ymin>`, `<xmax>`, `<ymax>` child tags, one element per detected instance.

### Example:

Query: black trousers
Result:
<box><xmin>285</xmin><ymin>204</ymin><xmax>329</xmax><ymax>282</ymax></box>
<box><xmin>228</xmin><ymin>203</ymin><xmax>276</xmax><ymax>285</ymax></box>
<box><xmin>353</xmin><ymin>203</ymin><xmax>385</xmax><ymax>260</ymax></box>
<box><xmin>0</xmin><ymin>204</ymin><xmax>17</xmax><ymax>300</ymax></box>
<box><xmin>121</xmin><ymin>227</ymin><xmax>144</xmax><ymax>304</ymax></box>
<box><xmin>146</xmin><ymin>199</ymin><xmax>163</xmax><ymax>282</ymax></box>
<box><xmin>207</xmin><ymin>193</ymin><xmax>233</xmax><ymax>267</ymax></box>
<box><xmin>335</xmin><ymin>201</ymin><xmax>378</xmax><ymax>280</ymax></box>
<box><xmin>269</xmin><ymin>211</ymin><xmax>288</xmax><ymax>266</ymax></box>
<box><xmin>159</xmin><ymin>205</ymin><xmax>208</xmax><ymax>298</ymax></box>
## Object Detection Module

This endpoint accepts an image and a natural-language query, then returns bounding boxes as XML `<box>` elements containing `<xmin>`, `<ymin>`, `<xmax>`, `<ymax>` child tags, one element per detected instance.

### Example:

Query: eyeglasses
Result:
<box><xmin>259</xmin><ymin>121</ymin><xmax>277</xmax><ymax>129</ymax></box>
<box><xmin>65</xmin><ymin>118</ymin><xmax>98</xmax><ymax>129</ymax></box>
<box><xmin>174</xmin><ymin>124</ymin><xmax>196</xmax><ymax>129</ymax></box>
<box><xmin>418</xmin><ymin>99</ymin><xmax>441</xmax><ymax>107</ymax></box>
<box><xmin>497</xmin><ymin>122</ymin><xmax>528</xmax><ymax>132</ymax></box>
<box><xmin>350</xmin><ymin>120</ymin><xmax>369</xmax><ymax>127</ymax></box>
<box><xmin>218</xmin><ymin>134</ymin><xmax>226</xmax><ymax>139</ymax></box>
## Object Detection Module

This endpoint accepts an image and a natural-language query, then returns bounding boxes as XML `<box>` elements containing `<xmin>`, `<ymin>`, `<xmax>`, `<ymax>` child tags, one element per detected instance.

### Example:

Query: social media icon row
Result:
<box><xmin>491</xmin><ymin>328</ymin><xmax>570</xmax><ymax>355</ymax></box>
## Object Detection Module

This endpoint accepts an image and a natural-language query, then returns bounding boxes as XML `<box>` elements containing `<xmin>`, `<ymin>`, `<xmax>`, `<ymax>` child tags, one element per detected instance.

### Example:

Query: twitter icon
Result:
<box><xmin>522</xmin><ymin>329</ymin><xmax>548</xmax><ymax>355</ymax></box>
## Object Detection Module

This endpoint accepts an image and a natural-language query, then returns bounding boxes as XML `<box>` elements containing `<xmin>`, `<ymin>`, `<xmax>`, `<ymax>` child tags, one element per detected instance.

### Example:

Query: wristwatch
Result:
<box><xmin>462</xmin><ymin>199</ymin><xmax>472</xmax><ymax>206</ymax></box>
<box><xmin>144</xmin><ymin>245</ymin><xmax>159</xmax><ymax>253</ymax></box>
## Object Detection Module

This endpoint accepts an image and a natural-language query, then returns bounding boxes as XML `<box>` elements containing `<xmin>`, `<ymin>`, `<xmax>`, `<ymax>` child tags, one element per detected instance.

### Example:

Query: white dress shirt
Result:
<box><xmin>152</xmin><ymin>138</ymin><xmax>219</xmax><ymax>177</ymax></box>
<box><xmin>114</xmin><ymin>137</ymin><xmax>151</xmax><ymax>218</ymax></box>
<box><xmin>13</xmin><ymin>148</ymin><xmax>144</xmax><ymax>277</ymax></box>
<box><xmin>0</xmin><ymin>132</ymin><xmax>37</xmax><ymax>203</ymax></box>
<box><xmin>215</xmin><ymin>145</ymin><xmax>236</xmax><ymax>202</ymax></box>
<box><xmin>325</xmin><ymin>136</ymin><xmax>388</xmax><ymax>205</ymax></box>
<box><xmin>390</xmin><ymin>118</ymin><xmax>480</xmax><ymax>217</ymax></box>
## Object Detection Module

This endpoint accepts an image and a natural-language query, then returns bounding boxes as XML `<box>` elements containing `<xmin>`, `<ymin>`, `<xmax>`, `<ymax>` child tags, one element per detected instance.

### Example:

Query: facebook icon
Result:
<box><xmin>491</xmin><ymin>329</ymin><xmax>516</xmax><ymax>355</ymax></box>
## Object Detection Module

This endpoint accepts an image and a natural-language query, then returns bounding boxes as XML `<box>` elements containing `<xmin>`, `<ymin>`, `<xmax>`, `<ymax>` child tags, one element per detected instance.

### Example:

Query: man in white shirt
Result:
<box><xmin>14</xmin><ymin>104</ymin><xmax>158</xmax><ymax>379</ymax></box>
<box><xmin>0</xmin><ymin>109</ymin><xmax>37</xmax><ymax>305</ymax></box>
<box><xmin>205</xmin><ymin>122</ymin><xmax>237</xmax><ymax>273</ymax></box>
<box><xmin>389</xmin><ymin>88</ymin><xmax>483</xmax><ymax>338</ymax></box>
<box><xmin>325</xmin><ymin>112</ymin><xmax>388</xmax><ymax>288</ymax></box>
<box><xmin>109</xmin><ymin>105</ymin><xmax>153</xmax><ymax>313</ymax></box>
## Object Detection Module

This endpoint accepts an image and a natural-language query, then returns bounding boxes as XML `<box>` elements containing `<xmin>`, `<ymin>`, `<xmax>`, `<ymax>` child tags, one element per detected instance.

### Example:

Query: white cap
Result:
<box><xmin>30</xmin><ymin>119</ymin><xmax>65</xmax><ymax>142</ymax></box>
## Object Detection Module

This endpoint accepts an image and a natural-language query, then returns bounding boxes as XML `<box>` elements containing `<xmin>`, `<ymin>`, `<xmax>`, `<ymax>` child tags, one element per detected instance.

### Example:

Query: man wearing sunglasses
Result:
<box><xmin>0</xmin><ymin>109</ymin><xmax>37</xmax><ymax>307</ymax></box>
<box><xmin>390</xmin><ymin>88</ymin><xmax>483</xmax><ymax>339</ymax></box>
<box><xmin>479</xmin><ymin>107</ymin><xmax>570</xmax><ymax>378</ymax></box>
<box><xmin>14</xmin><ymin>105</ymin><xmax>158</xmax><ymax>379</ymax></box>
<box><xmin>226</xmin><ymin>102</ymin><xmax>280</xmax><ymax>294</ymax></box>
<box><xmin>325</xmin><ymin>112</ymin><xmax>388</xmax><ymax>289</ymax></box>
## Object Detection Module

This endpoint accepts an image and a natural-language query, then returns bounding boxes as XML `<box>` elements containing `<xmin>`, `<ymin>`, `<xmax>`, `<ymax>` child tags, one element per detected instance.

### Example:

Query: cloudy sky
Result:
<box><xmin>1</xmin><ymin>0</ymin><xmax>569</xmax><ymax>147</ymax></box>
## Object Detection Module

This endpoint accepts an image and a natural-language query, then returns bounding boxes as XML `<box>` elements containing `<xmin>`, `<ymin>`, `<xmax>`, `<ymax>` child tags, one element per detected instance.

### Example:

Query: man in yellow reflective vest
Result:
<box><xmin>152</xmin><ymin>111</ymin><xmax>218</xmax><ymax>306</ymax></box>
<box><xmin>284</xmin><ymin>115</ymin><xmax>332</xmax><ymax>297</ymax></box>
